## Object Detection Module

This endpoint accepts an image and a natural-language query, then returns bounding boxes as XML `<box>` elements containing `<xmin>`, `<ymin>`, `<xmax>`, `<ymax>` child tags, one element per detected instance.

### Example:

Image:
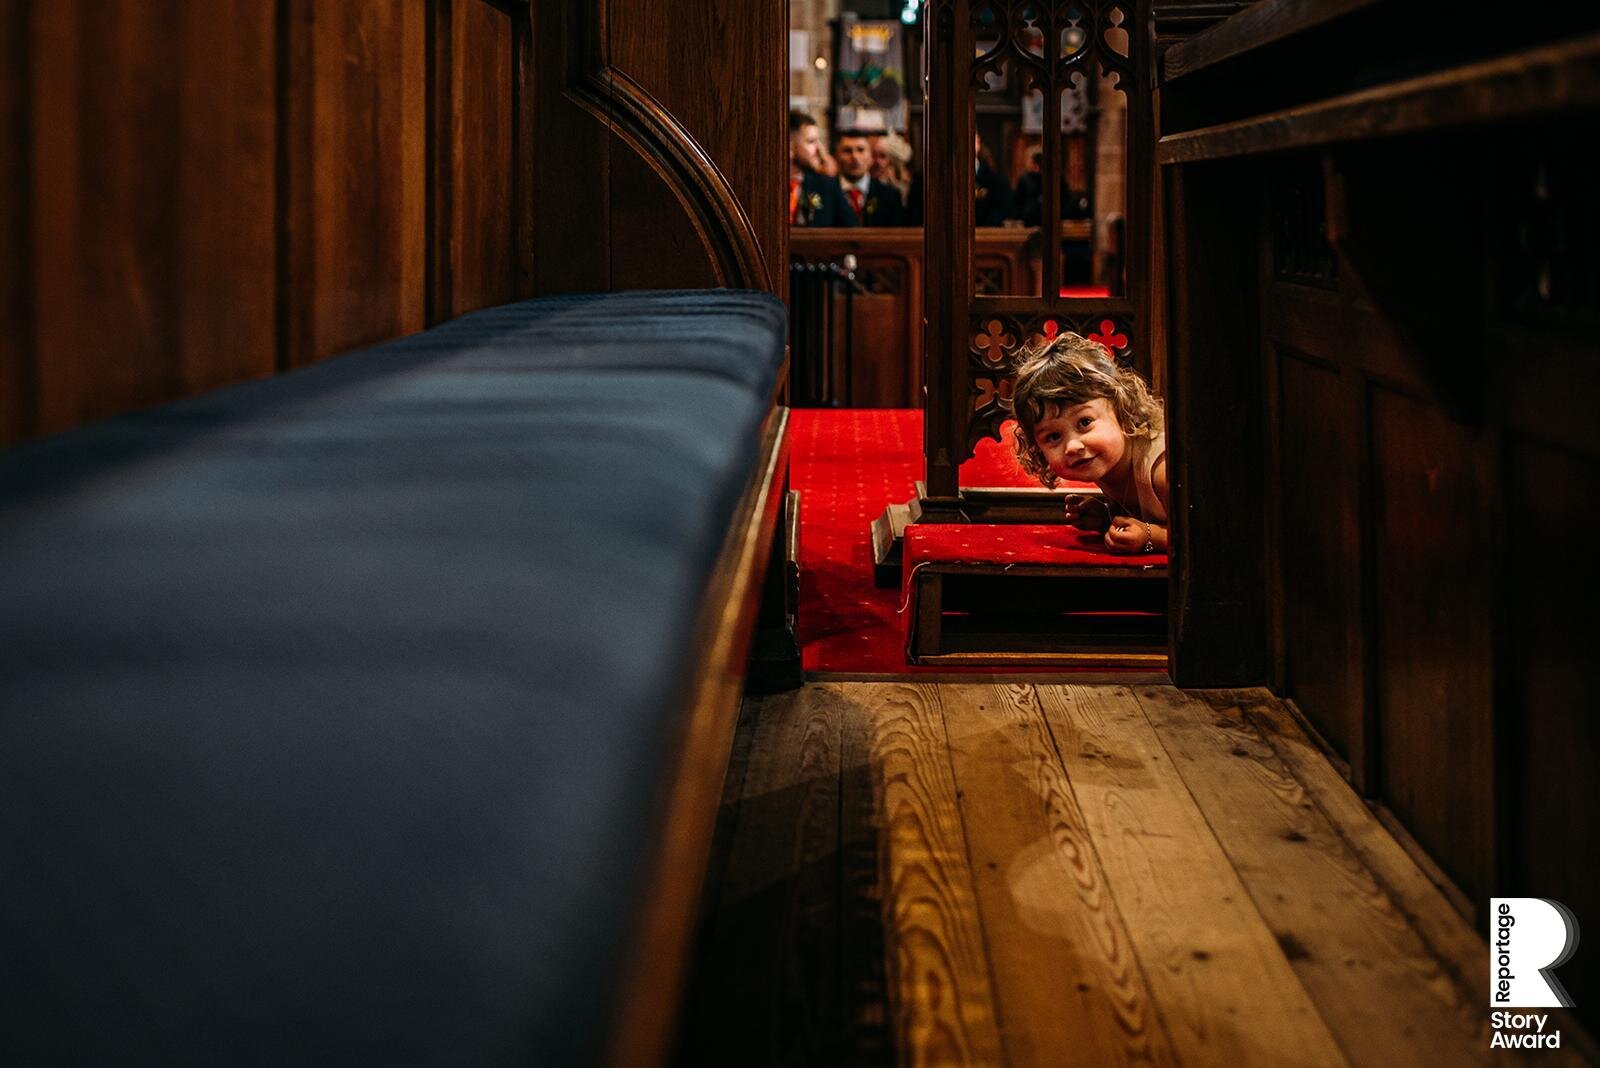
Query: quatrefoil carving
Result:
<box><xmin>972</xmin><ymin>318</ymin><xmax>1017</xmax><ymax>364</ymax></box>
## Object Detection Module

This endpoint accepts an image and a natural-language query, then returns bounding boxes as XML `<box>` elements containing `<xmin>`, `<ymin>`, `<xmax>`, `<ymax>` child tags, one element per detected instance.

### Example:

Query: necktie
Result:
<box><xmin>848</xmin><ymin>187</ymin><xmax>865</xmax><ymax>218</ymax></box>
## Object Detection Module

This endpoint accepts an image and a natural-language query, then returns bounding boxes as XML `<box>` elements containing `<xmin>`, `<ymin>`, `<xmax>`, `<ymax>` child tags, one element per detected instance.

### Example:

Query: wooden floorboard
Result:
<box><xmin>1218</xmin><ymin>689</ymin><xmax>1599</xmax><ymax>1068</ymax></box>
<box><xmin>1133</xmin><ymin>685</ymin><xmax>1490</xmax><ymax>1065</ymax></box>
<box><xmin>938</xmin><ymin>683</ymin><xmax>1176</xmax><ymax>1067</ymax></box>
<box><xmin>679</xmin><ymin>682</ymin><xmax>1517</xmax><ymax>1066</ymax></box>
<box><xmin>856</xmin><ymin>682</ymin><xmax>1006</xmax><ymax>1066</ymax></box>
<box><xmin>1037</xmin><ymin>685</ymin><xmax>1347</xmax><ymax>1067</ymax></box>
<box><xmin>678</xmin><ymin>687</ymin><xmax>846</xmax><ymax>1064</ymax></box>
<box><xmin>839</xmin><ymin>683</ymin><xmax>895</xmax><ymax>1065</ymax></box>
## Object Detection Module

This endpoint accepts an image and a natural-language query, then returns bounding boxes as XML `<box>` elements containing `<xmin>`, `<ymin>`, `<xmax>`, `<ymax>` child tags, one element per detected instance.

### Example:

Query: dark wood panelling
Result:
<box><xmin>529</xmin><ymin>0</ymin><xmax>783</xmax><ymax>298</ymax></box>
<box><xmin>32</xmin><ymin>3</ymin><xmax>177</xmax><ymax>430</ymax></box>
<box><xmin>178</xmin><ymin>1</ymin><xmax>279</xmax><ymax>395</ymax></box>
<box><xmin>10</xmin><ymin>0</ymin><xmax>532</xmax><ymax>441</ymax></box>
<box><xmin>1275</xmin><ymin>349</ymin><xmax>1362</xmax><ymax>766</ymax></box>
<box><xmin>608</xmin><ymin>144</ymin><xmax>721</xmax><ymax>291</ymax></box>
<box><xmin>449</xmin><ymin>1</ymin><xmax>515</xmax><ymax>316</ymax></box>
<box><xmin>1371</xmin><ymin>387</ymin><xmax>1493</xmax><ymax>905</ymax></box>
<box><xmin>1166</xmin><ymin>160</ymin><xmax>1270</xmax><ymax>686</ymax></box>
<box><xmin>1161</xmin><ymin>5</ymin><xmax>1600</xmax><ymax>1009</ymax></box>
<box><xmin>288</xmin><ymin>1</ymin><xmax>428</xmax><ymax>366</ymax></box>
<box><xmin>609</xmin><ymin>0</ymin><xmax>787</xmax><ymax>293</ymax></box>
<box><xmin>1</xmin><ymin>0</ymin><xmax>27</xmax><ymax>445</ymax></box>
<box><xmin>31</xmin><ymin>2</ymin><xmax>278</xmax><ymax>434</ymax></box>
<box><xmin>1507</xmin><ymin>436</ymin><xmax>1600</xmax><ymax>1008</ymax></box>
<box><xmin>528</xmin><ymin>1</ymin><xmax>610</xmax><ymax>294</ymax></box>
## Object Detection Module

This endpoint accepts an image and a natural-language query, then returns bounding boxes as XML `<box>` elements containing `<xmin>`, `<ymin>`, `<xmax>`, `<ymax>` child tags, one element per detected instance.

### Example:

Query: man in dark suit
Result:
<box><xmin>790</xmin><ymin>111</ymin><xmax>857</xmax><ymax>227</ymax></box>
<box><xmin>833</xmin><ymin>129</ymin><xmax>906</xmax><ymax>226</ymax></box>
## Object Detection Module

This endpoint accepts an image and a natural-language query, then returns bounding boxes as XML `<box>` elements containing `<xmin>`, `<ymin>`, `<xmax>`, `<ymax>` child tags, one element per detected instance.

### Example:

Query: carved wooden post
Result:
<box><xmin>919</xmin><ymin>0</ymin><xmax>1151</xmax><ymax>522</ymax></box>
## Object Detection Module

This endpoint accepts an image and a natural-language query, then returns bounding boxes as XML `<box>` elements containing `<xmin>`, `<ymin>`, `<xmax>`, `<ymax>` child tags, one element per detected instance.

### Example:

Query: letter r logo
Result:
<box><xmin>1491</xmin><ymin>898</ymin><xmax>1580</xmax><ymax>1007</ymax></box>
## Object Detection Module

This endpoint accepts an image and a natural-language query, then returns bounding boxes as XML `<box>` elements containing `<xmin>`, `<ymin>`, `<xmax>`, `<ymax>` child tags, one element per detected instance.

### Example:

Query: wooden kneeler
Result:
<box><xmin>903</xmin><ymin>524</ymin><xmax>1168</xmax><ymax>667</ymax></box>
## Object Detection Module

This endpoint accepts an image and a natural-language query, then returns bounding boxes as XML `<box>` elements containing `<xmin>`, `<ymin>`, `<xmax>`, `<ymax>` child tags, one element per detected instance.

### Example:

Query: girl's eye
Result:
<box><xmin>1077</xmin><ymin>418</ymin><xmax>1093</xmax><ymax>430</ymax></box>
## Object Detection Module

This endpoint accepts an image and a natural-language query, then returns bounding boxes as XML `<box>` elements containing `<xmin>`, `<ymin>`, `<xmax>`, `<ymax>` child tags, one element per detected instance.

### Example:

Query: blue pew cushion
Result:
<box><xmin>0</xmin><ymin>290</ymin><xmax>786</xmax><ymax>1063</ymax></box>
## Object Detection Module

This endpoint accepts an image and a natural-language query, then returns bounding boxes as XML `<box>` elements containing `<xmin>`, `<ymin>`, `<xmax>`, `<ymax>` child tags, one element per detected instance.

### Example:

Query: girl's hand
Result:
<box><xmin>1063</xmin><ymin>494</ymin><xmax>1111</xmax><ymax>532</ymax></box>
<box><xmin>1104</xmin><ymin>518</ymin><xmax>1156</xmax><ymax>554</ymax></box>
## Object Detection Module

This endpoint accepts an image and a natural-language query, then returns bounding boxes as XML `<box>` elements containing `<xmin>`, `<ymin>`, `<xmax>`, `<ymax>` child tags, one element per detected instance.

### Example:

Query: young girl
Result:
<box><xmin>1009</xmin><ymin>332</ymin><xmax>1168</xmax><ymax>554</ymax></box>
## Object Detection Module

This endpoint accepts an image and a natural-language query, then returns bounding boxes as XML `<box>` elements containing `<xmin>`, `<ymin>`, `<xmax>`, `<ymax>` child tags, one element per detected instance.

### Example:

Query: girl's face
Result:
<box><xmin>1032</xmin><ymin>398</ymin><xmax>1130</xmax><ymax>483</ymax></box>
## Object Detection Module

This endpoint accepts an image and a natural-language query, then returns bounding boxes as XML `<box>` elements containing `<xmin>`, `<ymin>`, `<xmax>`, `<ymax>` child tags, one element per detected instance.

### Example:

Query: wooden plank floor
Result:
<box><xmin>676</xmin><ymin>683</ymin><xmax>1588</xmax><ymax>1067</ymax></box>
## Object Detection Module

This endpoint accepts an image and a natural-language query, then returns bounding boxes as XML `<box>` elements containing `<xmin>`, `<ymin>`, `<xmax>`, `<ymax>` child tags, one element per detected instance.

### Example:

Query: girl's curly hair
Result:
<box><xmin>1007</xmin><ymin>333</ymin><xmax>1164</xmax><ymax>488</ymax></box>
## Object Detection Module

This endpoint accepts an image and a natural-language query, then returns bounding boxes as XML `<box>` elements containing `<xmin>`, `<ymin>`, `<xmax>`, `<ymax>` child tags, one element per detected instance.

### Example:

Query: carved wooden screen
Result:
<box><xmin>921</xmin><ymin>0</ymin><xmax>1150</xmax><ymax>515</ymax></box>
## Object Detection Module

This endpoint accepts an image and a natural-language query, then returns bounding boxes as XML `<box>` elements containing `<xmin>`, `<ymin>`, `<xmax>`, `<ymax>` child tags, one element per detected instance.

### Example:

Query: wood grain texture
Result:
<box><xmin>940</xmin><ymin>683</ymin><xmax>1175</xmax><ymax>1067</ymax></box>
<box><xmin>31</xmin><ymin>1</ymin><xmax>278</xmax><ymax>432</ymax></box>
<box><xmin>1273</xmin><ymin>349</ymin><xmax>1363</xmax><ymax>768</ymax></box>
<box><xmin>682</xmin><ymin>680</ymin><xmax>1527</xmax><ymax>1063</ymax></box>
<box><xmin>838</xmin><ymin>681</ymin><xmax>895</xmax><ymax>1066</ymax></box>
<box><xmin>529</xmin><ymin>0</ymin><xmax>781</xmax><ymax>296</ymax></box>
<box><xmin>1230</xmin><ymin>689</ymin><xmax>1600</xmax><ymax>1066</ymax></box>
<box><xmin>1158</xmin><ymin>34</ymin><xmax>1600</xmax><ymax>164</ymax></box>
<box><xmin>449</xmin><ymin>0</ymin><xmax>514</xmax><ymax>316</ymax></box>
<box><xmin>1370</xmin><ymin>388</ymin><xmax>1493</xmax><ymax>907</ymax></box>
<box><xmin>1037</xmin><ymin>684</ymin><xmax>1346</xmax><ymax>1066</ymax></box>
<box><xmin>607</xmin><ymin>140</ymin><xmax>721</xmax><ymax>291</ymax></box>
<box><xmin>608</xmin><ymin>0</ymin><xmax>785</xmax><ymax>292</ymax></box>
<box><xmin>858</xmin><ymin>682</ymin><xmax>1005</xmax><ymax>1067</ymax></box>
<box><xmin>1134</xmin><ymin>686</ymin><xmax>1490</xmax><ymax>1065</ymax></box>
<box><xmin>1162</xmin><ymin>0</ymin><xmax>1380</xmax><ymax>83</ymax></box>
<box><xmin>787</xmin><ymin>228</ymin><xmax>937</xmax><ymax>408</ymax></box>
<box><xmin>294</xmin><ymin>0</ymin><xmax>428</xmax><ymax>364</ymax></box>
<box><xmin>13</xmin><ymin>0</ymin><xmax>528</xmax><ymax>439</ymax></box>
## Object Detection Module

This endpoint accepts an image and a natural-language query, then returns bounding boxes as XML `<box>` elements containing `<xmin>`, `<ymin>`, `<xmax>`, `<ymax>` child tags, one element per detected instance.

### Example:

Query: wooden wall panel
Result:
<box><xmin>1166</xmin><ymin>160</ymin><xmax>1270</xmax><ymax>686</ymax></box>
<box><xmin>786</xmin><ymin>228</ymin><xmax>962</xmax><ymax>408</ymax></box>
<box><xmin>449</xmin><ymin>0</ymin><xmax>515</xmax><ymax>317</ymax></box>
<box><xmin>609</xmin><ymin>0</ymin><xmax>787</xmax><ymax>293</ymax></box>
<box><xmin>285</xmin><ymin>0</ymin><xmax>428</xmax><ymax>367</ymax></box>
<box><xmin>529</xmin><ymin>0</ymin><xmax>784</xmax><ymax>298</ymax></box>
<box><xmin>30</xmin><ymin>2</ymin><xmax>278</xmax><ymax>434</ymax></box>
<box><xmin>178</xmin><ymin>1</ymin><xmax>278</xmax><ymax>395</ymax></box>
<box><xmin>1275</xmin><ymin>349</ymin><xmax>1363</xmax><ymax>767</ymax></box>
<box><xmin>1507</xmin><ymin>437</ymin><xmax>1600</xmax><ymax>1007</ymax></box>
<box><xmin>608</xmin><ymin>145</ymin><xmax>722</xmax><ymax>291</ymax></box>
<box><xmin>8</xmin><ymin>0</ymin><xmax>530</xmax><ymax>442</ymax></box>
<box><xmin>1</xmin><ymin>0</ymin><xmax>26</xmax><ymax>445</ymax></box>
<box><xmin>1371</xmin><ymin>387</ymin><xmax>1493</xmax><ymax>903</ymax></box>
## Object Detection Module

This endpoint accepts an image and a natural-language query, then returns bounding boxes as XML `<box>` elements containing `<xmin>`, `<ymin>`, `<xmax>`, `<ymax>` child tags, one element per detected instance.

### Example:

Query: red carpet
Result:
<box><xmin>793</xmin><ymin>408</ymin><xmax>1127</xmax><ymax>675</ymax></box>
<box><xmin>791</xmin><ymin>409</ymin><xmax>920</xmax><ymax>674</ymax></box>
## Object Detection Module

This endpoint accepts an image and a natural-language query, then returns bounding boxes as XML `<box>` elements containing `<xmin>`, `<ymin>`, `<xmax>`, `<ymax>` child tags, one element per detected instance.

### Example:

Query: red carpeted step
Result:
<box><xmin>905</xmin><ymin>523</ymin><xmax>1170</xmax><ymax>572</ymax></box>
<box><xmin>902</xmin><ymin>524</ymin><xmax>1169</xmax><ymax>666</ymax></box>
<box><xmin>790</xmin><ymin>408</ymin><xmax>1163</xmax><ymax>675</ymax></box>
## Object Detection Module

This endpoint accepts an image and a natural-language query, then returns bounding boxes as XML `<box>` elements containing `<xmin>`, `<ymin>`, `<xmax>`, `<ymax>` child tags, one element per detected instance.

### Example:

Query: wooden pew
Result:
<box><xmin>2</xmin><ymin>2</ymin><xmax>795</xmax><ymax>1062</ymax></box>
<box><xmin>1159</xmin><ymin>0</ymin><xmax>1600</xmax><ymax>1029</ymax></box>
<box><xmin>789</xmin><ymin>226</ymin><xmax>1049</xmax><ymax>407</ymax></box>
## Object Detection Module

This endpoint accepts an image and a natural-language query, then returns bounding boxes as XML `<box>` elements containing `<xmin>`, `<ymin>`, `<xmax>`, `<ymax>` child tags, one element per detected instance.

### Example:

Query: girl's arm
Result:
<box><xmin>1100</xmin><ymin>451</ymin><xmax>1170</xmax><ymax>553</ymax></box>
<box><xmin>1104</xmin><ymin>517</ymin><xmax>1167</xmax><ymax>553</ymax></box>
